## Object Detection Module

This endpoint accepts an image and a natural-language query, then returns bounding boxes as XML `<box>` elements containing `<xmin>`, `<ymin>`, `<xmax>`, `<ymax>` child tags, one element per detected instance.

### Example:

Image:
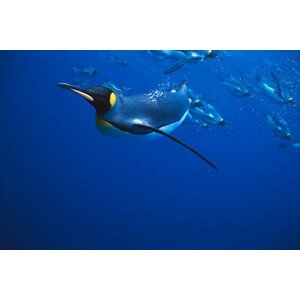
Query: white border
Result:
<box><xmin>1</xmin><ymin>1</ymin><xmax>300</xmax><ymax>299</ymax></box>
<box><xmin>0</xmin><ymin>251</ymin><xmax>300</xmax><ymax>300</ymax></box>
<box><xmin>0</xmin><ymin>0</ymin><xmax>299</xmax><ymax>49</ymax></box>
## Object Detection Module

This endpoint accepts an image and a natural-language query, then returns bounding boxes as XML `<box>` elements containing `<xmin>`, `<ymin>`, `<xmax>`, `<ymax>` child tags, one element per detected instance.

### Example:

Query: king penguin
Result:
<box><xmin>57</xmin><ymin>80</ymin><xmax>217</xmax><ymax>170</ymax></box>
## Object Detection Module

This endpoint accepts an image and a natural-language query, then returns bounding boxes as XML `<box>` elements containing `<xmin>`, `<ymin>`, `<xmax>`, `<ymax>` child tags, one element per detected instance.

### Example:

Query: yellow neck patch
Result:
<box><xmin>110</xmin><ymin>92</ymin><xmax>116</xmax><ymax>107</ymax></box>
<box><xmin>95</xmin><ymin>115</ymin><xmax>112</xmax><ymax>131</ymax></box>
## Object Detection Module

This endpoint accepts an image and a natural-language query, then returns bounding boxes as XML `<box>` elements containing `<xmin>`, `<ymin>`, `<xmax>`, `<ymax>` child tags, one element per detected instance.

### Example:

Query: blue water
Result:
<box><xmin>0</xmin><ymin>50</ymin><xmax>299</xmax><ymax>249</ymax></box>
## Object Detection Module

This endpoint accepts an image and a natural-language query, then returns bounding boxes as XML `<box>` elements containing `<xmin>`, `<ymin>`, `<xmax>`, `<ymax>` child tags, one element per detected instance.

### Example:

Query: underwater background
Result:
<box><xmin>0</xmin><ymin>50</ymin><xmax>299</xmax><ymax>250</ymax></box>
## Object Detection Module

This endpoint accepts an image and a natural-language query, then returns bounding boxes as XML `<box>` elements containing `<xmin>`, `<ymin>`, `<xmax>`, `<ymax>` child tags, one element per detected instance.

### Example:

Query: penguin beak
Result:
<box><xmin>57</xmin><ymin>83</ymin><xmax>95</xmax><ymax>105</ymax></box>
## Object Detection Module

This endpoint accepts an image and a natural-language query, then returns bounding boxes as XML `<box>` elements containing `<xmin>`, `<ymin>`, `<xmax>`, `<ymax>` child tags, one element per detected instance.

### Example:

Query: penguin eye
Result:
<box><xmin>109</xmin><ymin>92</ymin><xmax>116</xmax><ymax>108</ymax></box>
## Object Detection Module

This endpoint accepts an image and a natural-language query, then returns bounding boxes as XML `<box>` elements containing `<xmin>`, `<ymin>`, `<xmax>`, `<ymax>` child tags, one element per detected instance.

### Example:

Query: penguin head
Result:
<box><xmin>218</xmin><ymin>118</ymin><xmax>227</xmax><ymax>127</ymax></box>
<box><xmin>58</xmin><ymin>83</ymin><xmax>117</xmax><ymax>115</ymax></box>
<box><xmin>285</xmin><ymin>133</ymin><xmax>292</xmax><ymax>141</ymax></box>
<box><xmin>286</xmin><ymin>97</ymin><xmax>296</xmax><ymax>105</ymax></box>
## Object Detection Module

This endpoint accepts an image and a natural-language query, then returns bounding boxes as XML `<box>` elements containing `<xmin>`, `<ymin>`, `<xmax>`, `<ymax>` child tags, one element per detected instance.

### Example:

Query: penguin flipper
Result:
<box><xmin>255</xmin><ymin>75</ymin><xmax>262</xmax><ymax>83</ymax></box>
<box><xmin>239</xmin><ymin>70</ymin><xmax>245</xmax><ymax>84</ymax></box>
<box><xmin>134</xmin><ymin>124</ymin><xmax>218</xmax><ymax>170</ymax></box>
<box><xmin>270</xmin><ymin>72</ymin><xmax>283</xmax><ymax>98</ymax></box>
<box><xmin>164</xmin><ymin>58</ymin><xmax>190</xmax><ymax>74</ymax></box>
